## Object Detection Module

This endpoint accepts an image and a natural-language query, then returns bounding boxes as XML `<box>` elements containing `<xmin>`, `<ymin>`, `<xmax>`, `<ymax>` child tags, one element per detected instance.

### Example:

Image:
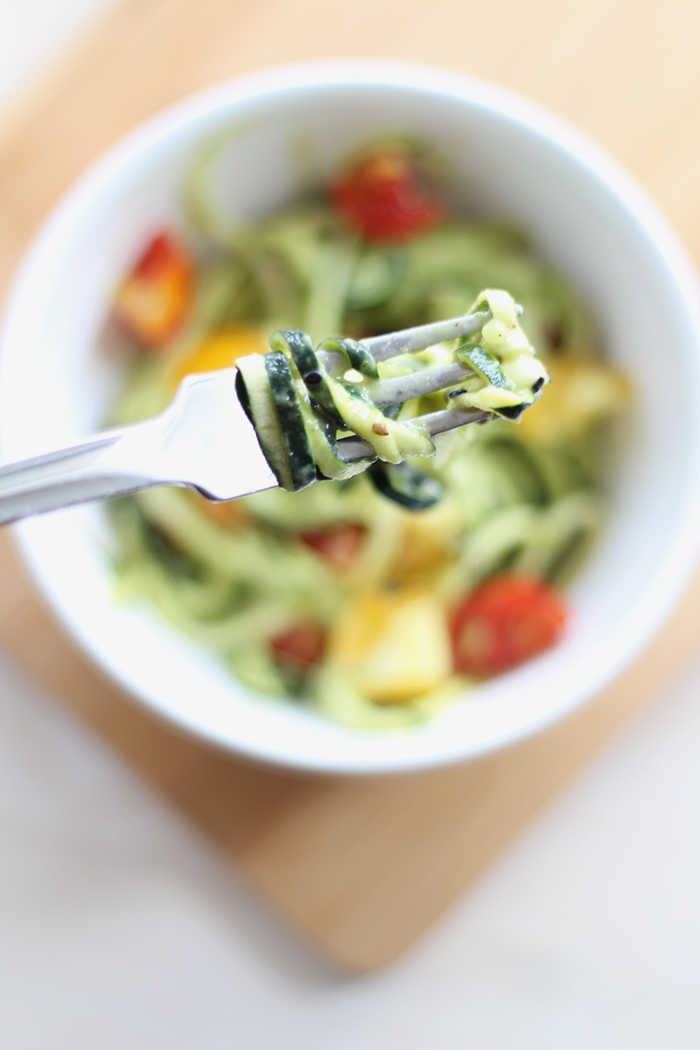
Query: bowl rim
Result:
<box><xmin>3</xmin><ymin>58</ymin><xmax>700</xmax><ymax>775</ymax></box>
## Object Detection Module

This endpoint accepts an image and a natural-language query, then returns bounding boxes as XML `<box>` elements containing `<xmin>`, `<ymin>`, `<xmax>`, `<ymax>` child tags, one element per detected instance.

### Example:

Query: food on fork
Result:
<box><xmin>0</xmin><ymin>298</ymin><xmax>547</xmax><ymax>524</ymax></box>
<box><xmin>235</xmin><ymin>290</ymin><xmax>549</xmax><ymax>491</ymax></box>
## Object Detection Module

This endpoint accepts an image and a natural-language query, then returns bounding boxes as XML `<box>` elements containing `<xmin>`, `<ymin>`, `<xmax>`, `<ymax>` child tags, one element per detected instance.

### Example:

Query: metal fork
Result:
<box><xmin>0</xmin><ymin>310</ymin><xmax>499</xmax><ymax>526</ymax></box>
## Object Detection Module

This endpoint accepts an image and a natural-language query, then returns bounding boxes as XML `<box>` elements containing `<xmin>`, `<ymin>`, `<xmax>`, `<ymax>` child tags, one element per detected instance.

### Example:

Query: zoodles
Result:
<box><xmin>108</xmin><ymin>142</ymin><xmax>628</xmax><ymax>730</ymax></box>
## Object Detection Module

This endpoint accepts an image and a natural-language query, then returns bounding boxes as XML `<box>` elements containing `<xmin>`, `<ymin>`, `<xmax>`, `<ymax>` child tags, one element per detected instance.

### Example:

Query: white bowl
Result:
<box><xmin>2</xmin><ymin>60</ymin><xmax>700</xmax><ymax>774</ymax></box>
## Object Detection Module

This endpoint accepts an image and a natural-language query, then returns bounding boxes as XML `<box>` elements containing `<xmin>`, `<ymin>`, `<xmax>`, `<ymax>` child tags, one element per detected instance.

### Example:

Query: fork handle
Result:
<box><xmin>0</xmin><ymin>423</ymin><xmax>161</xmax><ymax>527</ymax></box>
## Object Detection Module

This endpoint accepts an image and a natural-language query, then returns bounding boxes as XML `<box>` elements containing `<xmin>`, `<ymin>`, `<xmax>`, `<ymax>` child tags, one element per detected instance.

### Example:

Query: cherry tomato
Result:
<box><xmin>329</xmin><ymin>150</ymin><xmax>444</xmax><ymax>243</ymax></box>
<box><xmin>300</xmin><ymin>524</ymin><xmax>367</xmax><ymax>571</ymax></box>
<box><xmin>270</xmin><ymin>623</ymin><xmax>326</xmax><ymax>675</ymax></box>
<box><xmin>449</xmin><ymin>574</ymin><xmax>567</xmax><ymax>677</ymax></box>
<box><xmin>113</xmin><ymin>231</ymin><xmax>193</xmax><ymax>348</ymax></box>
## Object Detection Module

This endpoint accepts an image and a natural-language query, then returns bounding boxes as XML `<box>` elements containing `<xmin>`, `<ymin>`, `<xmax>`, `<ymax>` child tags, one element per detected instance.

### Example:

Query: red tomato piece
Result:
<box><xmin>329</xmin><ymin>150</ymin><xmax>444</xmax><ymax>243</ymax></box>
<box><xmin>449</xmin><ymin>574</ymin><xmax>568</xmax><ymax>677</ymax></box>
<box><xmin>114</xmin><ymin>231</ymin><xmax>193</xmax><ymax>348</ymax></box>
<box><xmin>301</xmin><ymin>524</ymin><xmax>367</xmax><ymax>571</ymax></box>
<box><xmin>270</xmin><ymin>623</ymin><xmax>326</xmax><ymax>675</ymax></box>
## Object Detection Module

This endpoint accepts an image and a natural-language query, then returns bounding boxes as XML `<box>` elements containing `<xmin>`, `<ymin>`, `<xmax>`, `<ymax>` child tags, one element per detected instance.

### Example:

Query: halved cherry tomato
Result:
<box><xmin>329</xmin><ymin>150</ymin><xmax>444</xmax><ymax>243</ymax></box>
<box><xmin>114</xmin><ymin>231</ymin><xmax>193</xmax><ymax>348</ymax></box>
<box><xmin>270</xmin><ymin>623</ymin><xmax>326</xmax><ymax>675</ymax></box>
<box><xmin>449</xmin><ymin>574</ymin><xmax>567</xmax><ymax>677</ymax></box>
<box><xmin>300</xmin><ymin>524</ymin><xmax>367</xmax><ymax>571</ymax></box>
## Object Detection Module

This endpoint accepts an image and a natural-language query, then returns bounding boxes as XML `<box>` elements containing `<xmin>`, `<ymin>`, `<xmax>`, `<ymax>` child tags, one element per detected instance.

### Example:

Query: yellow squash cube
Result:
<box><xmin>328</xmin><ymin>589</ymin><xmax>452</xmax><ymax>704</ymax></box>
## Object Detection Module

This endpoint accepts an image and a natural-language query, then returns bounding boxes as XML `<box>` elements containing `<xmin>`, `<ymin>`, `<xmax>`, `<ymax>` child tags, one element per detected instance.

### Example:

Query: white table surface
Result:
<box><xmin>1</xmin><ymin>4</ymin><xmax>700</xmax><ymax>1047</ymax></box>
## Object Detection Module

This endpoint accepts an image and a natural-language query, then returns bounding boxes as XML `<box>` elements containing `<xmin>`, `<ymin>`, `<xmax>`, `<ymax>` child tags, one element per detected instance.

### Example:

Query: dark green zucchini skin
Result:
<box><xmin>454</xmin><ymin>342</ymin><xmax>529</xmax><ymax>421</ymax></box>
<box><xmin>319</xmin><ymin>336</ymin><xmax>379</xmax><ymax>379</ymax></box>
<box><xmin>270</xmin><ymin>329</ymin><xmax>317</xmax><ymax>376</ymax></box>
<box><xmin>496</xmin><ymin>402</ymin><xmax>528</xmax><ymax>420</ymax></box>
<box><xmin>367</xmin><ymin>461</ymin><xmax>444</xmax><ymax>510</ymax></box>
<box><xmin>264</xmin><ymin>350</ymin><xmax>317</xmax><ymax>490</ymax></box>
<box><xmin>456</xmin><ymin>342</ymin><xmax>511</xmax><ymax>389</ymax></box>
<box><xmin>234</xmin><ymin>367</ymin><xmax>253</xmax><ymax>421</ymax></box>
<box><xmin>270</xmin><ymin>329</ymin><xmax>345</xmax><ymax>425</ymax></box>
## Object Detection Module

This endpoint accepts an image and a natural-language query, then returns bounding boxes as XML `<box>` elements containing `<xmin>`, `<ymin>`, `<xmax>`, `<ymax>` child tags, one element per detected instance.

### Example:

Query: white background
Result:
<box><xmin>0</xmin><ymin>3</ymin><xmax>699</xmax><ymax>1047</ymax></box>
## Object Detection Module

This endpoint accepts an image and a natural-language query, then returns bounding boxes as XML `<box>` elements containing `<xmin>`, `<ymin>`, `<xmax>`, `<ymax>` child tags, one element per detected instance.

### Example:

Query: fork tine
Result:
<box><xmin>315</xmin><ymin>310</ymin><xmax>490</xmax><ymax>374</ymax></box>
<box><xmin>360</xmin><ymin>310</ymin><xmax>491</xmax><ymax>362</ymax></box>
<box><xmin>412</xmin><ymin>404</ymin><xmax>491</xmax><ymax>436</ymax></box>
<box><xmin>336</xmin><ymin>405</ymin><xmax>490</xmax><ymax>464</ymax></box>
<box><xmin>359</xmin><ymin>303</ymin><xmax>522</xmax><ymax>362</ymax></box>
<box><xmin>316</xmin><ymin>305</ymin><xmax>522</xmax><ymax>372</ymax></box>
<box><xmin>370</xmin><ymin>361</ymin><xmax>472</xmax><ymax>406</ymax></box>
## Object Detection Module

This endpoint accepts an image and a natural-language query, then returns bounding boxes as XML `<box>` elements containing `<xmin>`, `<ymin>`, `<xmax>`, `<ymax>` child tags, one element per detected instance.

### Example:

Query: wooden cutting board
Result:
<box><xmin>1</xmin><ymin>0</ymin><xmax>700</xmax><ymax>972</ymax></box>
